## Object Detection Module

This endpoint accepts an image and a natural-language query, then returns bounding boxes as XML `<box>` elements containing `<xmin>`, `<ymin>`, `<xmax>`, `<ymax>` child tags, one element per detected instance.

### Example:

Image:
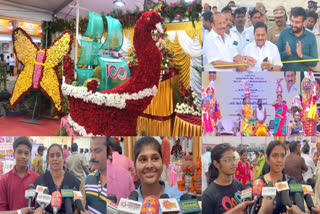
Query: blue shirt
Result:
<box><xmin>277</xmin><ymin>27</ymin><xmax>318</xmax><ymax>71</ymax></box>
<box><xmin>136</xmin><ymin>181</ymin><xmax>183</xmax><ymax>214</ymax></box>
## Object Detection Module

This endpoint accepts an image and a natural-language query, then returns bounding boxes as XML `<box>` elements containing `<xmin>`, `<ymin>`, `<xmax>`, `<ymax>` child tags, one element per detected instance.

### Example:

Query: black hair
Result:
<box><xmin>37</xmin><ymin>146</ymin><xmax>44</xmax><ymax>154</ymax></box>
<box><xmin>266</xmin><ymin>141</ymin><xmax>286</xmax><ymax>158</ymax></box>
<box><xmin>13</xmin><ymin>137</ymin><xmax>32</xmax><ymax>152</ymax></box>
<box><xmin>306</xmin><ymin>10</ymin><xmax>319</xmax><ymax>21</ymax></box>
<box><xmin>0</xmin><ymin>54</ymin><xmax>4</xmax><ymax>61</ymax></box>
<box><xmin>110</xmin><ymin>138</ymin><xmax>122</xmax><ymax>154</ymax></box>
<box><xmin>85</xmin><ymin>148</ymin><xmax>89</xmax><ymax>153</ymax></box>
<box><xmin>202</xmin><ymin>11</ymin><xmax>213</xmax><ymax>23</ymax></box>
<box><xmin>254</xmin><ymin>21</ymin><xmax>268</xmax><ymax>33</ymax></box>
<box><xmin>64</xmin><ymin>144</ymin><xmax>67</xmax><ymax>149</ymax></box>
<box><xmin>302</xmin><ymin>142</ymin><xmax>310</xmax><ymax>154</ymax></box>
<box><xmin>234</xmin><ymin>7</ymin><xmax>247</xmax><ymax>17</ymax></box>
<box><xmin>47</xmin><ymin>144</ymin><xmax>63</xmax><ymax>161</ymax></box>
<box><xmin>284</xmin><ymin>71</ymin><xmax>296</xmax><ymax>77</ymax></box>
<box><xmin>239</xmin><ymin>148</ymin><xmax>247</xmax><ymax>156</ymax></box>
<box><xmin>80</xmin><ymin>148</ymin><xmax>84</xmax><ymax>154</ymax></box>
<box><xmin>260</xmin><ymin>150</ymin><xmax>265</xmax><ymax>155</ymax></box>
<box><xmin>289</xmin><ymin>141</ymin><xmax>298</xmax><ymax>153</ymax></box>
<box><xmin>134</xmin><ymin>137</ymin><xmax>162</xmax><ymax>165</ymax></box>
<box><xmin>206</xmin><ymin>146</ymin><xmax>212</xmax><ymax>152</ymax></box>
<box><xmin>208</xmin><ymin>143</ymin><xmax>233</xmax><ymax>183</ymax></box>
<box><xmin>254</xmin><ymin>150</ymin><xmax>259</xmax><ymax>156</ymax></box>
<box><xmin>227</xmin><ymin>1</ymin><xmax>235</xmax><ymax>6</ymax></box>
<box><xmin>250</xmin><ymin>8</ymin><xmax>261</xmax><ymax>19</ymax></box>
<box><xmin>212</xmin><ymin>6</ymin><xmax>217</xmax><ymax>9</ymax></box>
<box><xmin>307</xmin><ymin>178</ymin><xmax>316</xmax><ymax>189</ymax></box>
<box><xmin>221</xmin><ymin>6</ymin><xmax>232</xmax><ymax>14</ymax></box>
<box><xmin>71</xmin><ymin>143</ymin><xmax>78</xmax><ymax>152</ymax></box>
<box><xmin>284</xmin><ymin>140</ymin><xmax>290</xmax><ymax>145</ymax></box>
<box><xmin>291</xmin><ymin>7</ymin><xmax>307</xmax><ymax>20</ymax></box>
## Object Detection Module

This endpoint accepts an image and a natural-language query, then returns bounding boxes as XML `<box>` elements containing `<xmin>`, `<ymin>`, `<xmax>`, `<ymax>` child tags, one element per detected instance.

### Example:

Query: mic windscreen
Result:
<box><xmin>106</xmin><ymin>194</ymin><xmax>117</xmax><ymax>204</ymax></box>
<box><xmin>245</xmin><ymin>181</ymin><xmax>252</xmax><ymax>189</ymax></box>
<box><xmin>266</xmin><ymin>182</ymin><xmax>273</xmax><ymax>187</ymax></box>
<box><xmin>29</xmin><ymin>184</ymin><xmax>36</xmax><ymax>189</ymax></box>
<box><xmin>128</xmin><ymin>191</ymin><xmax>139</xmax><ymax>201</ymax></box>
<box><xmin>280</xmin><ymin>190</ymin><xmax>292</xmax><ymax>207</ymax></box>
<box><xmin>160</xmin><ymin>194</ymin><xmax>169</xmax><ymax>199</ymax></box>
<box><xmin>43</xmin><ymin>188</ymin><xmax>49</xmax><ymax>195</ymax></box>
<box><xmin>180</xmin><ymin>193</ymin><xmax>194</xmax><ymax>200</ymax></box>
<box><xmin>305</xmin><ymin>194</ymin><xmax>314</xmax><ymax>211</ymax></box>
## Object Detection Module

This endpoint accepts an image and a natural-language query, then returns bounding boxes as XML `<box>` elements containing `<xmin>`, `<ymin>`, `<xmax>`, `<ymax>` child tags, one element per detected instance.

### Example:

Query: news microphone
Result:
<box><xmin>117</xmin><ymin>196</ymin><xmax>142</xmax><ymax>214</ymax></box>
<box><xmin>107</xmin><ymin>198</ymin><xmax>119</xmax><ymax>214</ymax></box>
<box><xmin>73</xmin><ymin>190</ymin><xmax>84</xmax><ymax>213</ymax></box>
<box><xmin>36</xmin><ymin>188</ymin><xmax>51</xmax><ymax>210</ymax></box>
<box><xmin>51</xmin><ymin>191</ymin><xmax>62</xmax><ymax>214</ymax></box>
<box><xmin>289</xmin><ymin>180</ymin><xmax>305</xmax><ymax>212</ymax></box>
<box><xmin>140</xmin><ymin>196</ymin><xmax>159</xmax><ymax>214</ymax></box>
<box><xmin>159</xmin><ymin>194</ymin><xmax>180</xmax><ymax>214</ymax></box>
<box><xmin>276</xmin><ymin>181</ymin><xmax>292</xmax><ymax>209</ymax></box>
<box><xmin>241</xmin><ymin>181</ymin><xmax>252</xmax><ymax>214</ymax></box>
<box><xmin>107</xmin><ymin>194</ymin><xmax>118</xmax><ymax>204</ymax></box>
<box><xmin>61</xmin><ymin>187</ymin><xmax>73</xmax><ymax>214</ymax></box>
<box><xmin>302</xmin><ymin>184</ymin><xmax>315</xmax><ymax>213</ymax></box>
<box><xmin>25</xmin><ymin>184</ymin><xmax>36</xmax><ymax>208</ymax></box>
<box><xmin>179</xmin><ymin>193</ymin><xmax>201</xmax><ymax>214</ymax></box>
<box><xmin>128</xmin><ymin>191</ymin><xmax>139</xmax><ymax>201</ymax></box>
<box><xmin>250</xmin><ymin>179</ymin><xmax>264</xmax><ymax>214</ymax></box>
<box><xmin>262</xmin><ymin>181</ymin><xmax>276</xmax><ymax>200</ymax></box>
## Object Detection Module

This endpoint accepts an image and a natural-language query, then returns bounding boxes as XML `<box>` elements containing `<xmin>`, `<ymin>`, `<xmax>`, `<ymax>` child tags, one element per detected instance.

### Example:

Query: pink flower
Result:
<box><xmin>164</xmin><ymin>8</ymin><xmax>168</xmax><ymax>12</ymax></box>
<box><xmin>172</xmin><ymin>2</ymin><xmax>177</xmax><ymax>8</ymax></box>
<box><xmin>188</xmin><ymin>7</ymin><xmax>193</xmax><ymax>12</ymax></box>
<box><xmin>179</xmin><ymin>5</ymin><xmax>183</xmax><ymax>9</ymax></box>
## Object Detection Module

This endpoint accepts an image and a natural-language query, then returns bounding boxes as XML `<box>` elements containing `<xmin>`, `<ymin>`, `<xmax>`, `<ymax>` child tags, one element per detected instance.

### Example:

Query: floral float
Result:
<box><xmin>62</xmin><ymin>11</ymin><xmax>164</xmax><ymax>135</ymax></box>
<box><xmin>10</xmin><ymin>28</ymin><xmax>72</xmax><ymax>113</ymax></box>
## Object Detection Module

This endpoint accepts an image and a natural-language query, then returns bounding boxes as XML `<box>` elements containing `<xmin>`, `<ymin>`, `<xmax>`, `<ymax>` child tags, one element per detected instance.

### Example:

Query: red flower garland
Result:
<box><xmin>86</xmin><ymin>80</ymin><xmax>98</xmax><ymax>93</ymax></box>
<box><xmin>63</xmin><ymin>54</ymin><xmax>75</xmax><ymax>84</ymax></box>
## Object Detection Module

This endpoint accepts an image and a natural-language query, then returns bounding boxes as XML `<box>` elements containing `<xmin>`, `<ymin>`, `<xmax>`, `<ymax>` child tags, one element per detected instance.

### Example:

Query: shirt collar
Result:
<box><xmin>12</xmin><ymin>166</ymin><xmax>31</xmax><ymax>177</ymax></box>
<box><xmin>288</xmin><ymin>27</ymin><xmax>307</xmax><ymax>38</ymax></box>
<box><xmin>254</xmin><ymin>41</ymin><xmax>267</xmax><ymax>49</ymax></box>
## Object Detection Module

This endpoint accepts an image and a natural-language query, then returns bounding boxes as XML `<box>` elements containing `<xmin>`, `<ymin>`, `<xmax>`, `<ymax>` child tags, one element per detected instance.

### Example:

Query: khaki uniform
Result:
<box><xmin>33</xmin><ymin>155</ymin><xmax>43</xmax><ymax>175</ymax></box>
<box><xmin>267</xmin><ymin>25</ymin><xmax>288</xmax><ymax>44</ymax></box>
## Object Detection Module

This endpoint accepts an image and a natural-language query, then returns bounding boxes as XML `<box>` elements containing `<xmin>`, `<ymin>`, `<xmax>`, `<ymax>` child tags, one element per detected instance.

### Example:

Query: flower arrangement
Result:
<box><xmin>174</xmin><ymin>81</ymin><xmax>201</xmax><ymax>116</ymax></box>
<box><xmin>63</xmin><ymin>54</ymin><xmax>75</xmax><ymax>84</ymax></box>
<box><xmin>183</xmin><ymin>164</ymin><xmax>194</xmax><ymax>176</ymax></box>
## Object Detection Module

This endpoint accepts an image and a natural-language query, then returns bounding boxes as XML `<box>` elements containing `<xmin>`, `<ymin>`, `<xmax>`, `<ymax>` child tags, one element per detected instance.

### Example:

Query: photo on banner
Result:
<box><xmin>201</xmin><ymin>0</ymin><xmax>320</xmax><ymax>72</ymax></box>
<box><xmin>107</xmin><ymin>136</ymin><xmax>202</xmax><ymax>214</ymax></box>
<box><xmin>0</xmin><ymin>136</ymin><xmax>106</xmax><ymax>214</ymax></box>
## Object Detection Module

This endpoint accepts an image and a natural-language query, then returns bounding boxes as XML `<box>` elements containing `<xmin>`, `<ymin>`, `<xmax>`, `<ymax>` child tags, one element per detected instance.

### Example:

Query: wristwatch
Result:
<box><xmin>17</xmin><ymin>209</ymin><xmax>22</xmax><ymax>214</ymax></box>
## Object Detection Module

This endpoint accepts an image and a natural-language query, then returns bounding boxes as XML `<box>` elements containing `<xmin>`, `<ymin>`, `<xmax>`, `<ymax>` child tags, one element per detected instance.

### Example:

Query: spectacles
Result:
<box><xmin>291</xmin><ymin>20</ymin><xmax>302</xmax><ymax>25</ymax></box>
<box><xmin>221</xmin><ymin>157</ymin><xmax>238</xmax><ymax>163</ymax></box>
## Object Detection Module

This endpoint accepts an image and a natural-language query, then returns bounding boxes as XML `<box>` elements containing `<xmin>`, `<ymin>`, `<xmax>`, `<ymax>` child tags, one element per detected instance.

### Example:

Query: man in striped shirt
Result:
<box><xmin>85</xmin><ymin>137</ymin><xmax>107</xmax><ymax>214</ymax></box>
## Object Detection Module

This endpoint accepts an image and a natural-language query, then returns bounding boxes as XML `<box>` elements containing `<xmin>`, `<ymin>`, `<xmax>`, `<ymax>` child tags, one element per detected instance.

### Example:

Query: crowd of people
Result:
<box><xmin>202</xmin><ymin>139</ymin><xmax>320</xmax><ymax>214</ymax></box>
<box><xmin>202</xmin><ymin>1</ymin><xmax>320</xmax><ymax>71</ymax></box>
<box><xmin>0</xmin><ymin>137</ymin><xmax>106</xmax><ymax>214</ymax></box>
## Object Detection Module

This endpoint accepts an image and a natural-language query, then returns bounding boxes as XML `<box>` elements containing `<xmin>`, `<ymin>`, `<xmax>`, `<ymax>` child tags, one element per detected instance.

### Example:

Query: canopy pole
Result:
<box><xmin>75</xmin><ymin>0</ymin><xmax>79</xmax><ymax>71</ymax></box>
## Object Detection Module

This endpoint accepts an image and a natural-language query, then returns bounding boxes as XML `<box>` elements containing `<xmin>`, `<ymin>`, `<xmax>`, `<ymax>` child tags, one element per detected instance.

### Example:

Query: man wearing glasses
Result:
<box><xmin>277</xmin><ymin>7</ymin><xmax>318</xmax><ymax>71</ymax></box>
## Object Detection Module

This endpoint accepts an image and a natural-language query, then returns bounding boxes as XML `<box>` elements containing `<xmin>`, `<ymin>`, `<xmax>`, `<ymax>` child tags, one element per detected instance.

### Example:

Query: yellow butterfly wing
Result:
<box><xmin>10</xmin><ymin>28</ymin><xmax>38</xmax><ymax>109</ymax></box>
<box><xmin>40</xmin><ymin>30</ymin><xmax>72</xmax><ymax>113</ymax></box>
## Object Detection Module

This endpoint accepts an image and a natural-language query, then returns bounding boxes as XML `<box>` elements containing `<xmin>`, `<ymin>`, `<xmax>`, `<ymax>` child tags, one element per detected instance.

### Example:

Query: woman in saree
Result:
<box><xmin>241</xmin><ymin>96</ymin><xmax>255</xmax><ymax>136</ymax></box>
<box><xmin>202</xmin><ymin>87</ymin><xmax>214</xmax><ymax>135</ymax></box>
<box><xmin>272</xmin><ymin>94</ymin><xmax>287</xmax><ymax>136</ymax></box>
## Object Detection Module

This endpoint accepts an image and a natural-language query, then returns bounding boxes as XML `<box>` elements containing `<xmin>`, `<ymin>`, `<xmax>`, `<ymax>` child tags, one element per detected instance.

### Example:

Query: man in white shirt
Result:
<box><xmin>202</xmin><ymin>11</ymin><xmax>213</xmax><ymax>72</ymax></box>
<box><xmin>203</xmin><ymin>12</ymin><xmax>254</xmax><ymax>72</ymax></box>
<box><xmin>246</xmin><ymin>8</ymin><xmax>262</xmax><ymax>44</ymax></box>
<box><xmin>301</xmin><ymin>143</ymin><xmax>316</xmax><ymax>182</ymax></box>
<box><xmin>242</xmin><ymin>22</ymin><xmax>282</xmax><ymax>71</ymax></box>
<box><xmin>8</xmin><ymin>53</ymin><xmax>14</xmax><ymax>76</ymax></box>
<box><xmin>230</xmin><ymin>7</ymin><xmax>251</xmax><ymax>51</ymax></box>
<box><xmin>222</xmin><ymin>6</ymin><xmax>240</xmax><ymax>52</ymax></box>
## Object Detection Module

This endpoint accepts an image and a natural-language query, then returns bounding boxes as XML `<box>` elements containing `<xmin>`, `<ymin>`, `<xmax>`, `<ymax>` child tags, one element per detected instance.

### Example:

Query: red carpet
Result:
<box><xmin>0</xmin><ymin>114</ymin><xmax>60</xmax><ymax>136</ymax></box>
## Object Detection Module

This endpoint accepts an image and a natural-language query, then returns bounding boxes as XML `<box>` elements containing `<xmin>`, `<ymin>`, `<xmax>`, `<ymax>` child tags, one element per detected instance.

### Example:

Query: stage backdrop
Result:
<box><xmin>203</xmin><ymin>72</ymin><xmax>301</xmax><ymax>125</ymax></box>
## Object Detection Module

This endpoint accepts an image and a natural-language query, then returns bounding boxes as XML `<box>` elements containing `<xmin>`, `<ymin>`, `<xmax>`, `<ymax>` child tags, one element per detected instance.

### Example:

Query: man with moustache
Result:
<box><xmin>282</xmin><ymin>71</ymin><xmax>298</xmax><ymax>113</ymax></box>
<box><xmin>246</xmin><ymin>8</ymin><xmax>262</xmax><ymax>44</ymax></box>
<box><xmin>242</xmin><ymin>22</ymin><xmax>282</xmax><ymax>71</ymax></box>
<box><xmin>203</xmin><ymin>12</ymin><xmax>254</xmax><ymax>71</ymax></box>
<box><xmin>305</xmin><ymin>10</ymin><xmax>318</xmax><ymax>33</ymax></box>
<box><xmin>230</xmin><ymin>7</ymin><xmax>251</xmax><ymax>52</ymax></box>
<box><xmin>222</xmin><ymin>6</ymin><xmax>240</xmax><ymax>53</ymax></box>
<box><xmin>268</xmin><ymin>6</ymin><xmax>288</xmax><ymax>45</ymax></box>
<box><xmin>277</xmin><ymin>7</ymin><xmax>318</xmax><ymax>71</ymax></box>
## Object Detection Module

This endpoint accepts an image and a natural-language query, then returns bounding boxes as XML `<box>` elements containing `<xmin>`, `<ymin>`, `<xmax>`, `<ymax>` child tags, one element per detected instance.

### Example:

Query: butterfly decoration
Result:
<box><xmin>10</xmin><ymin>28</ymin><xmax>73</xmax><ymax>113</ymax></box>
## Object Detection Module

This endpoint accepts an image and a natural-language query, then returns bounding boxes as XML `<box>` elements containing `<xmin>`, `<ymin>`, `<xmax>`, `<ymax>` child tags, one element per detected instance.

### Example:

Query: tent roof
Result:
<box><xmin>0</xmin><ymin>0</ymin><xmax>178</xmax><ymax>21</ymax></box>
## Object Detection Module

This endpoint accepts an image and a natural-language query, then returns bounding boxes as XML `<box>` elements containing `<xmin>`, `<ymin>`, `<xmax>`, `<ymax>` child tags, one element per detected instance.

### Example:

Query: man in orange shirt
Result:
<box><xmin>161</xmin><ymin>137</ymin><xmax>171</xmax><ymax>183</ymax></box>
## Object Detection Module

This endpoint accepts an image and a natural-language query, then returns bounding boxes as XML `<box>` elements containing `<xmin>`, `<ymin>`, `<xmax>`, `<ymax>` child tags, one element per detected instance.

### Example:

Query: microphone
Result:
<box><xmin>289</xmin><ymin>180</ymin><xmax>305</xmax><ymax>212</ymax></box>
<box><xmin>179</xmin><ymin>193</ymin><xmax>201</xmax><ymax>214</ymax></box>
<box><xmin>117</xmin><ymin>191</ymin><xmax>142</xmax><ymax>214</ymax></box>
<box><xmin>36</xmin><ymin>188</ymin><xmax>52</xmax><ymax>210</ymax></box>
<box><xmin>61</xmin><ymin>187</ymin><xmax>73</xmax><ymax>214</ymax></box>
<box><xmin>302</xmin><ymin>184</ymin><xmax>315</xmax><ymax>213</ymax></box>
<box><xmin>262</xmin><ymin>181</ymin><xmax>276</xmax><ymax>200</ymax></box>
<box><xmin>107</xmin><ymin>194</ymin><xmax>118</xmax><ymax>204</ymax></box>
<box><xmin>51</xmin><ymin>191</ymin><xmax>62</xmax><ymax>214</ymax></box>
<box><xmin>25</xmin><ymin>184</ymin><xmax>36</xmax><ymax>208</ymax></box>
<box><xmin>159</xmin><ymin>194</ymin><xmax>180</xmax><ymax>214</ymax></box>
<box><xmin>140</xmin><ymin>196</ymin><xmax>159</xmax><ymax>214</ymax></box>
<box><xmin>73</xmin><ymin>190</ymin><xmax>84</xmax><ymax>213</ymax></box>
<box><xmin>250</xmin><ymin>179</ymin><xmax>264</xmax><ymax>214</ymax></box>
<box><xmin>276</xmin><ymin>181</ymin><xmax>292</xmax><ymax>209</ymax></box>
<box><xmin>241</xmin><ymin>181</ymin><xmax>252</xmax><ymax>214</ymax></box>
<box><xmin>36</xmin><ymin>185</ymin><xmax>48</xmax><ymax>194</ymax></box>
